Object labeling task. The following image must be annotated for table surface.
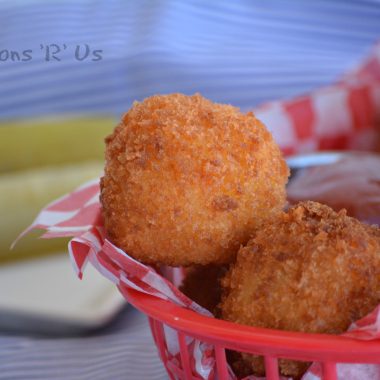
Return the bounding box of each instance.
[0,307,167,380]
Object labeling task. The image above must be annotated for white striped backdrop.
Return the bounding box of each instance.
[1,1,380,379]
[0,0,380,120]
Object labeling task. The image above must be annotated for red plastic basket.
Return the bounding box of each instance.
[120,285,380,380]
[21,147,380,380]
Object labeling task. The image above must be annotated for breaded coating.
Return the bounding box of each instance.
[220,201,380,379]
[180,264,228,313]
[100,93,288,266]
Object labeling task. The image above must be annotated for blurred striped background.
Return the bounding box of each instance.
[1,0,380,120]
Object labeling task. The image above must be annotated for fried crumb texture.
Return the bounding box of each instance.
[100,93,289,266]
[220,201,380,379]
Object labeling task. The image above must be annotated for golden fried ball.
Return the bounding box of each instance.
[220,201,380,379]
[100,93,289,266]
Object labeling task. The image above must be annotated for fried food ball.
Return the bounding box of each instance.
[100,93,289,266]
[220,201,380,379]
[179,264,228,313]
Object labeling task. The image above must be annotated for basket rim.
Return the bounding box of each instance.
[121,286,380,363]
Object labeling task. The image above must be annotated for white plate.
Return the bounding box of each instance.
[0,253,126,335]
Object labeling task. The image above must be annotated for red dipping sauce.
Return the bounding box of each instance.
[287,152,380,225]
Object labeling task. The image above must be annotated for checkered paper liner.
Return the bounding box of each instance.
[255,41,380,156]
[19,42,380,380]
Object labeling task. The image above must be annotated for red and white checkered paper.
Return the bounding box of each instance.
[19,42,380,380]
[255,41,380,156]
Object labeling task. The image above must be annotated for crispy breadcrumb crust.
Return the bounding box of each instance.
[220,201,380,378]
[100,93,288,266]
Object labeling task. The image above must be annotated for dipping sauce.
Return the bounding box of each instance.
[287,152,380,225]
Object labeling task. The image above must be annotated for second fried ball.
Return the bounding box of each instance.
[101,93,289,266]
[220,201,380,379]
